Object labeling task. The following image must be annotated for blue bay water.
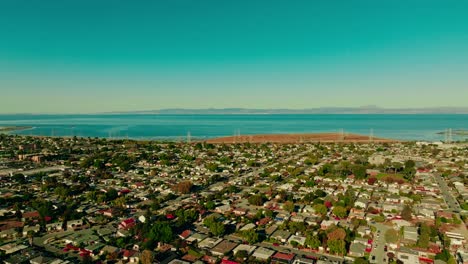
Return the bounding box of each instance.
[0,114,467,141]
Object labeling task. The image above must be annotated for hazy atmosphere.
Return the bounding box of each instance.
[1,0,468,113]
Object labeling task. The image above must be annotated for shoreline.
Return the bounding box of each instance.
[205,133,398,144]
[0,132,399,144]
[0,126,33,133]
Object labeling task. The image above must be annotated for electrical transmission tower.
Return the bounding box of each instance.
[339,128,344,141]
[444,128,453,143]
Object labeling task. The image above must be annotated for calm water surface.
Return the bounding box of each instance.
[0,114,467,141]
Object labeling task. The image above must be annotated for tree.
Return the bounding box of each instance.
[209,221,225,237]
[32,199,53,231]
[417,223,431,248]
[13,203,22,220]
[332,206,348,218]
[283,201,295,213]
[441,234,451,249]
[264,209,274,218]
[12,173,26,184]
[403,160,416,181]
[328,239,346,255]
[112,196,126,208]
[288,221,306,234]
[140,250,154,264]
[313,204,328,216]
[435,249,451,262]
[352,164,367,179]
[404,160,415,169]
[401,205,413,221]
[172,181,193,194]
[106,188,118,201]
[205,201,215,210]
[248,195,265,206]
[147,221,173,244]
[204,216,225,237]
[318,163,333,176]
[305,235,321,249]
[447,256,457,264]
[81,255,93,264]
[354,258,370,264]
[404,167,416,181]
[241,229,259,244]
[206,163,219,172]
[115,237,127,248]
[327,227,346,241]
[384,229,399,243]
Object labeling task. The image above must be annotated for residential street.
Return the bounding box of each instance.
[369,223,390,264]
[434,173,461,212]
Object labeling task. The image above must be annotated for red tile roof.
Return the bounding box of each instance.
[180,230,192,239]
[221,260,239,264]
[272,252,295,261]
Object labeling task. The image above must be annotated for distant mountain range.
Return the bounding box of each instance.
[112,106,468,115]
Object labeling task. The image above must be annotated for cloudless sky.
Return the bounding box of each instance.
[1,0,468,113]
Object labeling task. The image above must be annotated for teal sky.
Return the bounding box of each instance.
[1,0,468,113]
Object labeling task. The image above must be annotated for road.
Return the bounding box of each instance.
[0,165,68,176]
[433,173,468,242]
[369,223,390,264]
[433,173,461,212]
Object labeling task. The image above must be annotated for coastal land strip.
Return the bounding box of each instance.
[205,132,397,144]
[0,126,33,133]
[436,130,468,136]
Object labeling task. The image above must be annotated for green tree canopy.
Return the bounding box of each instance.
[328,239,346,256]
[313,204,328,216]
[283,201,295,213]
[332,206,348,218]
[305,235,321,249]
[401,205,413,221]
[240,229,259,244]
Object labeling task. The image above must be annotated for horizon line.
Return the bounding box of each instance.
[1,106,468,115]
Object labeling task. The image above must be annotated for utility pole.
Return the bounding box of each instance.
[187,131,191,144]
[369,128,374,143]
